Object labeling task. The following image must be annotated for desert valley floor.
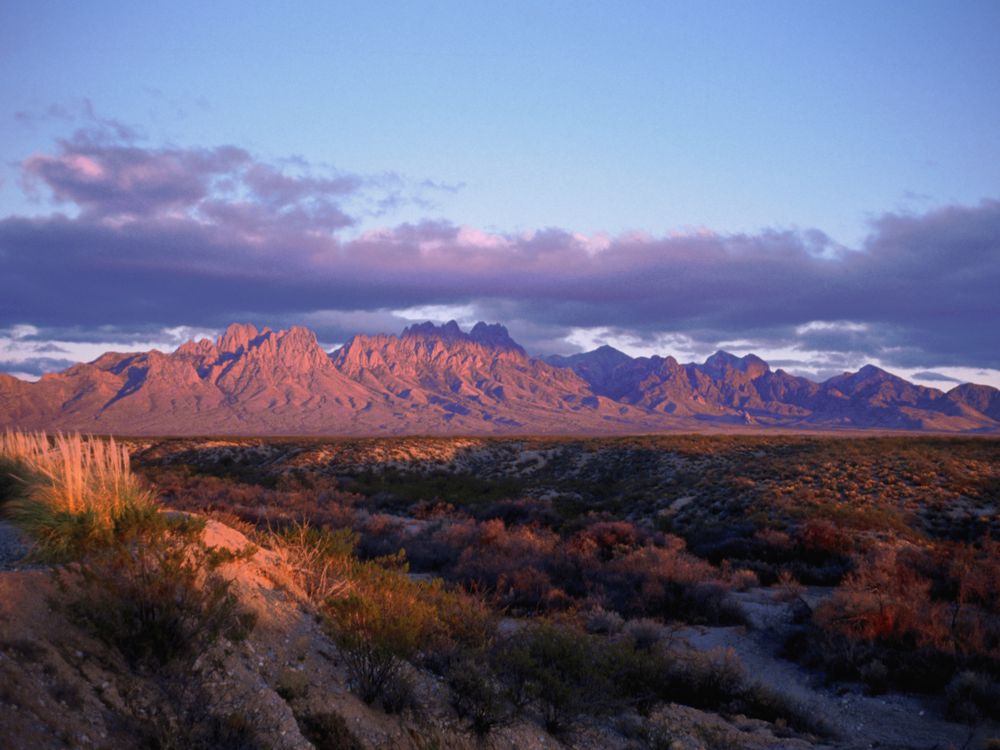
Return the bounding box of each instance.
[1,434,998,749]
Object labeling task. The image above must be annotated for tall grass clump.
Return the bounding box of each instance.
[0,431,156,558]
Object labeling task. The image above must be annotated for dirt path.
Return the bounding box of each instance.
[681,589,996,750]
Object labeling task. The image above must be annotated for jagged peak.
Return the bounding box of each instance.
[279,325,319,345]
[175,338,217,357]
[217,322,267,354]
[702,350,769,374]
[469,322,524,352]
[402,320,465,340]
[399,319,527,353]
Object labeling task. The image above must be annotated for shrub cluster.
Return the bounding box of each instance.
[58,510,256,667]
[271,522,493,710]
[790,542,1000,697]
[447,621,825,740]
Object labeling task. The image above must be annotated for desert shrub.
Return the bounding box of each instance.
[275,668,310,701]
[380,667,418,714]
[298,711,365,750]
[652,646,826,735]
[622,618,665,651]
[0,456,34,510]
[737,682,827,736]
[325,567,427,704]
[817,549,938,644]
[58,511,255,667]
[568,520,647,561]
[596,542,742,624]
[692,521,854,586]
[945,671,1000,723]
[146,465,359,531]
[584,607,625,635]
[493,622,615,735]
[323,548,447,706]
[474,496,559,527]
[356,513,407,558]
[2,432,158,559]
[669,647,746,707]
[797,543,1000,696]
[856,658,888,695]
[200,712,264,750]
[273,521,355,604]
[447,653,515,738]
[730,567,760,591]
[141,703,266,750]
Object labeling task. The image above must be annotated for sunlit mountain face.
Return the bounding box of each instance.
[2,321,997,435]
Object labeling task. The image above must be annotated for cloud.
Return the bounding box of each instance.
[910,370,963,383]
[23,141,251,219]
[0,357,77,377]
[1,127,999,371]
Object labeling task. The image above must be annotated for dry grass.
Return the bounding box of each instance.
[271,521,354,604]
[0,431,156,557]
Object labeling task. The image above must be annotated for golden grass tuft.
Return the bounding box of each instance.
[0,431,156,557]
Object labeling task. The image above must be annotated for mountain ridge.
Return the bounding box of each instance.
[1,321,997,435]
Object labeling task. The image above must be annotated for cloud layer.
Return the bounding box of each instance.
[2,128,999,374]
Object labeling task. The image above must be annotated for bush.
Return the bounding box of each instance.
[622,618,664,651]
[298,711,365,750]
[584,607,625,635]
[273,521,355,604]
[275,669,310,701]
[447,653,516,738]
[380,667,418,714]
[58,511,255,667]
[946,671,1000,723]
[323,554,436,705]
[492,623,615,736]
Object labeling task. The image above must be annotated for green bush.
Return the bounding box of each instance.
[324,554,435,705]
[58,510,255,667]
[492,623,616,736]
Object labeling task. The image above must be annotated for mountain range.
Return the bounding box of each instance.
[1,321,998,435]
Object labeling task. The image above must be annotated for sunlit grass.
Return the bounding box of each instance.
[0,430,157,558]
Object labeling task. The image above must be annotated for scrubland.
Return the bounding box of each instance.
[1,432,998,749]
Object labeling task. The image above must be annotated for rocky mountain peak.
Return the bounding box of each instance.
[217,323,270,355]
[701,351,769,377]
[2,321,999,435]
[402,320,465,341]
[469,322,524,352]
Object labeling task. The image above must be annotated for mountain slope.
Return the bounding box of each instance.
[550,347,1000,432]
[330,322,645,431]
[1,322,998,435]
[948,382,1000,421]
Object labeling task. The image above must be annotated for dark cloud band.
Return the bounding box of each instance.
[2,130,998,370]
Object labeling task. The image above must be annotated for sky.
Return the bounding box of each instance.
[1,0,999,387]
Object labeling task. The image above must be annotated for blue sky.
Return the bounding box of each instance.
[4,1,998,242]
[1,1,999,386]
